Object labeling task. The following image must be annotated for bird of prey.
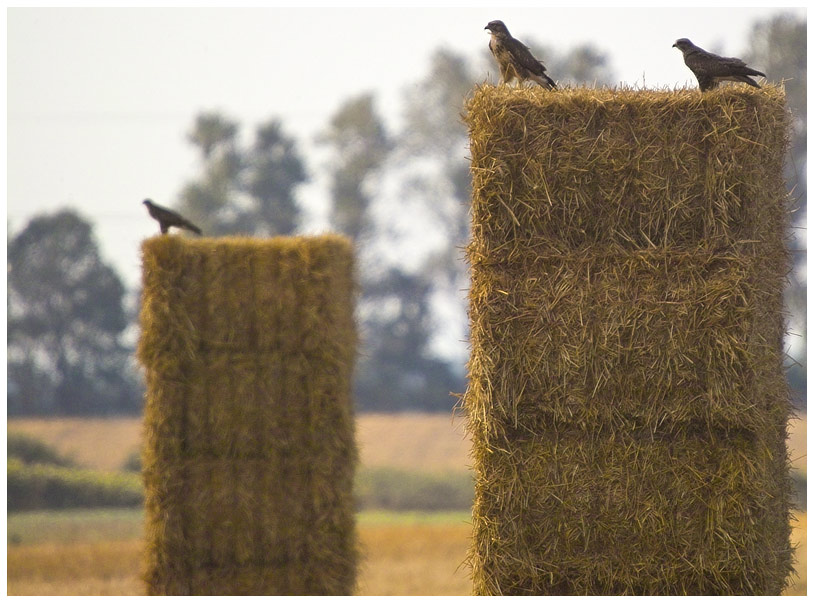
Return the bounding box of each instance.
[142,199,202,235]
[485,20,556,90]
[672,38,766,92]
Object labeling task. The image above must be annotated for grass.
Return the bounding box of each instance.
[359,509,471,526]
[8,507,144,545]
[7,508,473,596]
[7,507,470,545]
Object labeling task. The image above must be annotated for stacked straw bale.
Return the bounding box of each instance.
[138,235,358,595]
[463,85,793,595]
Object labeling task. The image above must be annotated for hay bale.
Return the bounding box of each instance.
[463,85,793,595]
[138,234,358,595]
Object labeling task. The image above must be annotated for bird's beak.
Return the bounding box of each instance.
[671,43,676,48]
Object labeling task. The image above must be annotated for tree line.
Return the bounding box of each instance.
[8,13,806,416]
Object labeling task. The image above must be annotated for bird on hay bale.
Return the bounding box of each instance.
[672,38,766,92]
[142,199,202,235]
[485,20,557,90]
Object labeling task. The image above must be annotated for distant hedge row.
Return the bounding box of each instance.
[8,453,474,513]
[7,458,143,511]
[8,432,77,467]
[356,468,474,511]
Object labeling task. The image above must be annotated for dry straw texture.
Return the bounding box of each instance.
[463,85,793,595]
[138,235,358,595]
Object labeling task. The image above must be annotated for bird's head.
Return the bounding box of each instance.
[485,20,509,35]
[672,38,694,52]
[142,199,153,207]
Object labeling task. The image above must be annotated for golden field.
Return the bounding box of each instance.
[7,413,806,595]
[8,412,471,473]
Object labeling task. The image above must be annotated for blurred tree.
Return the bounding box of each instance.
[355,269,464,412]
[393,49,477,380]
[242,120,307,235]
[549,43,616,86]
[177,113,307,236]
[177,112,241,235]
[401,48,474,243]
[187,113,238,160]
[7,210,141,416]
[744,12,806,403]
[318,93,391,241]
[320,91,463,411]
[378,50,476,409]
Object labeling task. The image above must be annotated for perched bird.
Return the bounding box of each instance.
[142,199,202,235]
[672,38,766,92]
[485,20,556,89]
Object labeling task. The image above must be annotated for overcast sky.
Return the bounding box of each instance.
[6,5,806,292]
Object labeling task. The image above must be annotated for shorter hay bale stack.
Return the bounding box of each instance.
[464,86,794,595]
[138,234,358,595]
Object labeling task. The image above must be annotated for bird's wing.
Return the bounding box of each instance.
[149,203,186,225]
[180,217,202,234]
[505,36,548,76]
[686,48,764,79]
[717,55,766,77]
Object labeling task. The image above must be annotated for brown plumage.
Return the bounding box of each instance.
[142,199,202,235]
[672,38,766,92]
[485,20,556,90]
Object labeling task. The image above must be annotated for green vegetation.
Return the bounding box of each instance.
[792,471,807,510]
[7,458,142,511]
[8,459,472,515]
[7,507,472,548]
[7,507,145,546]
[8,432,77,467]
[121,450,141,473]
[7,210,141,416]
[356,467,473,511]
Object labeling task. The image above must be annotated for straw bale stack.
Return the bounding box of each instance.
[138,234,358,595]
[463,85,793,595]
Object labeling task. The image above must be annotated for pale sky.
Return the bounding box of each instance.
[7,5,807,294]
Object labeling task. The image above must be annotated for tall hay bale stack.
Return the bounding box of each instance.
[138,234,358,595]
[464,86,793,595]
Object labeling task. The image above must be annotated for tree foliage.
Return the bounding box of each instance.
[354,268,464,411]
[321,76,469,411]
[8,210,141,415]
[177,112,308,236]
[318,93,391,241]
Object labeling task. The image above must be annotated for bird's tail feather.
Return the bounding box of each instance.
[733,75,762,89]
[183,221,202,235]
[741,67,766,78]
[532,74,557,90]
